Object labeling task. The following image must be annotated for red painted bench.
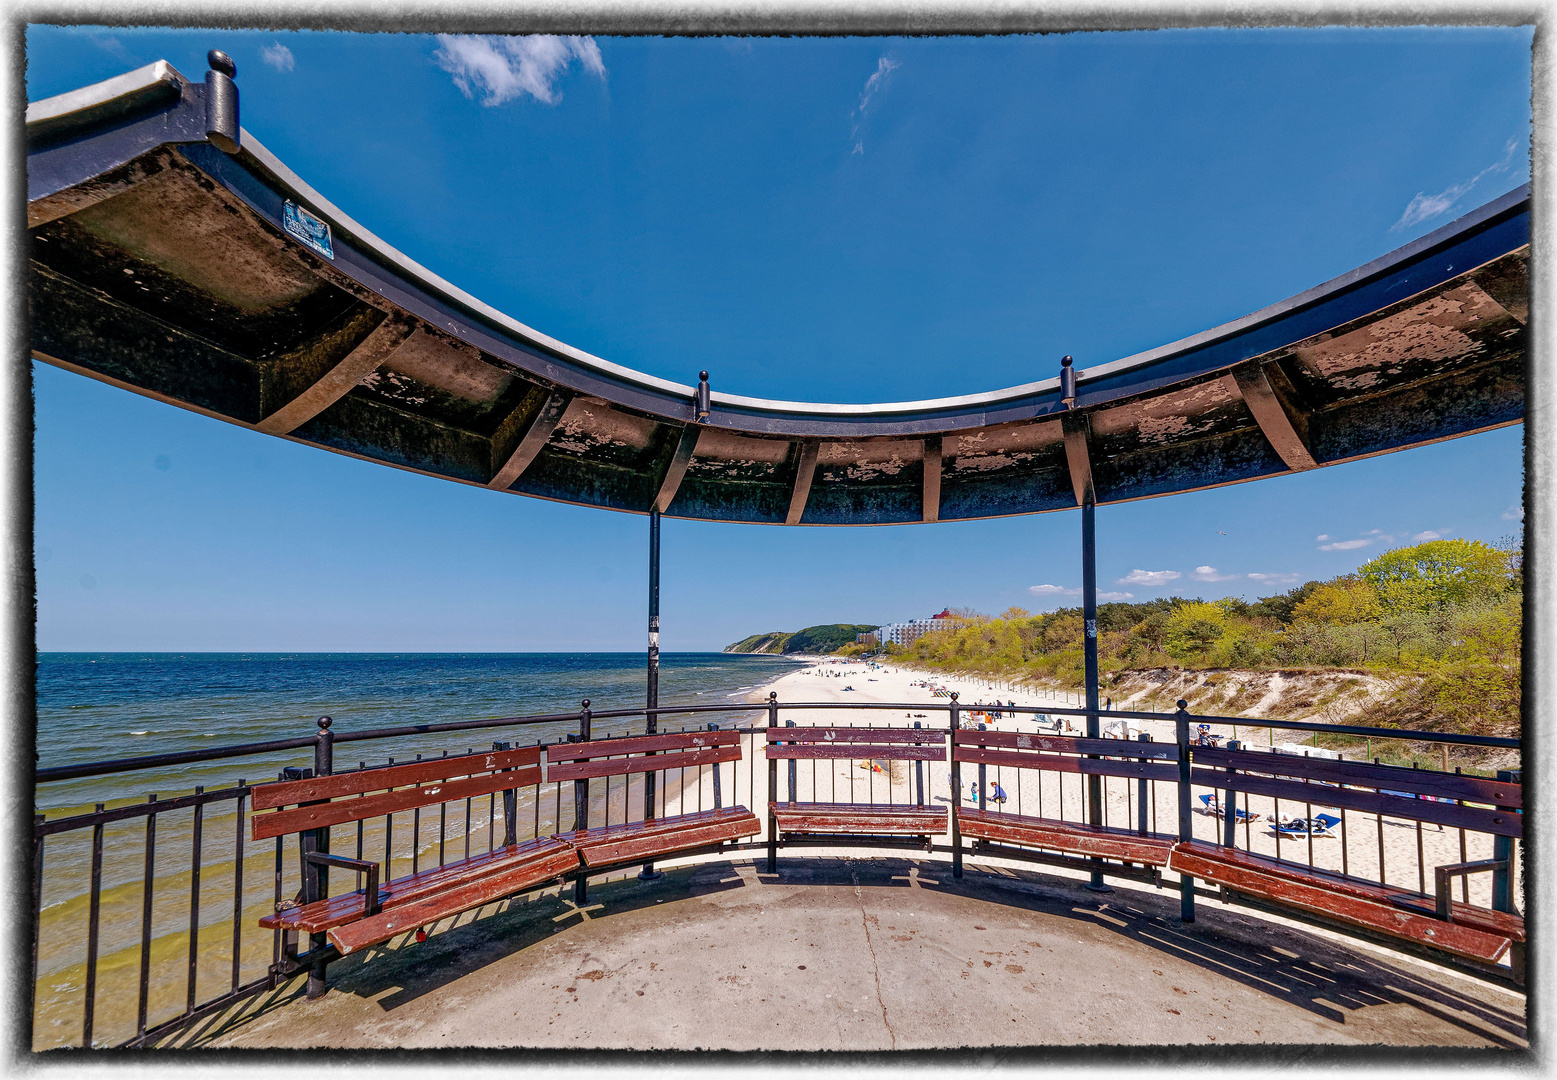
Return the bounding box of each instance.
[252,746,570,995]
[765,725,947,869]
[547,729,761,900]
[951,729,1179,879]
[1178,747,1522,978]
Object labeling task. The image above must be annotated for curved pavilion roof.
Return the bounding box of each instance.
[27,61,1529,526]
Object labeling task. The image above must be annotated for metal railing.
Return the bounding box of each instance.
[31,694,1520,1050]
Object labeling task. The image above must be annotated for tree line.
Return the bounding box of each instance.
[890,538,1521,736]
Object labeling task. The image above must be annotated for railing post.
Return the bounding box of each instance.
[950,693,962,879]
[708,724,722,809]
[1136,733,1150,836]
[786,717,798,803]
[913,721,925,807]
[1222,740,1240,849]
[306,716,333,999]
[574,700,592,904]
[494,741,518,847]
[767,693,779,873]
[1175,701,1194,922]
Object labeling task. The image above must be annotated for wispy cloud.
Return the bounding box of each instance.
[1190,565,1238,582]
[1319,539,1372,551]
[434,35,606,106]
[261,43,295,72]
[1411,530,1444,542]
[1392,138,1520,232]
[1247,571,1300,586]
[850,55,899,155]
[1315,534,1330,542]
[1502,506,1524,522]
[1098,591,1135,602]
[90,34,129,61]
[1118,569,1181,587]
[1028,584,1079,597]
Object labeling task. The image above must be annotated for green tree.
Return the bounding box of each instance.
[1292,577,1382,625]
[1162,602,1227,661]
[1359,539,1511,614]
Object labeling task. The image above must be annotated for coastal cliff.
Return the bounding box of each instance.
[724,623,877,655]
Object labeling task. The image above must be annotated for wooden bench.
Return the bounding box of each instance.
[1178,747,1522,977]
[546,729,761,901]
[765,725,948,869]
[950,729,1180,880]
[252,746,572,995]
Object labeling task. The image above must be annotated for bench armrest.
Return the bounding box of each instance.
[304,852,382,917]
[1433,859,1506,921]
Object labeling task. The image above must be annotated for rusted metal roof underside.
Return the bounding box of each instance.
[27,62,1529,526]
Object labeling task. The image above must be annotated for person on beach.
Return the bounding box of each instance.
[991,781,1008,805]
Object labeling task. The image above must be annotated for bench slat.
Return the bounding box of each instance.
[325,844,581,955]
[958,808,1174,866]
[545,743,740,782]
[1169,841,1511,964]
[251,746,542,810]
[771,802,948,834]
[766,743,945,762]
[765,727,946,745]
[1192,747,1521,807]
[253,764,541,840]
[954,730,1178,759]
[1187,767,1522,838]
[259,836,575,933]
[544,729,740,763]
[956,746,1179,781]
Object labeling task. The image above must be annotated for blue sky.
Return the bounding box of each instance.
[29,27,1529,651]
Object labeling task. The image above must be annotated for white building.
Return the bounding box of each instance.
[879,609,957,647]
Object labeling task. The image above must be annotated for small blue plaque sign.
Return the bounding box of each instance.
[282,199,334,260]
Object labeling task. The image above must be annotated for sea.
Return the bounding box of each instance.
[31,651,807,1047]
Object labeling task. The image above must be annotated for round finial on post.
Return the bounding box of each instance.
[581,699,591,710]
[204,49,241,154]
[1176,699,1188,711]
[950,691,959,702]
[317,715,332,730]
[768,691,777,702]
[695,371,712,422]
[1059,354,1077,409]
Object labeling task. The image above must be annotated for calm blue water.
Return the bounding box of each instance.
[35,652,805,812]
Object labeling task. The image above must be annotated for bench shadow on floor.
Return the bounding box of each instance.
[179,854,1526,1049]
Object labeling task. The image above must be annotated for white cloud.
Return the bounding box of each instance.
[1392,138,1520,232]
[1411,530,1443,542]
[850,55,899,154]
[261,43,295,72]
[434,35,606,106]
[1118,569,1181,586]
[1503,506,1525,522]
[1319,539,1372,551]
[1098,591,1135,602]
[1315,534,1329,541]
[1190,565,1238,582]
[1028,584,1079,597]
[1247,572,1300,586]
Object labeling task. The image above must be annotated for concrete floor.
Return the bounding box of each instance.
[184,854,1527,1051]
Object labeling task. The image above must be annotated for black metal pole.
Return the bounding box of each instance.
[306,717,333,998]
[641,509,663,880]
[1175,701,1195,922]
[1082,497,1109,892]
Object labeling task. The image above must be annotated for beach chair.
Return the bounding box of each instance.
[1269,812,1340,838]
[1198,793,1262,823]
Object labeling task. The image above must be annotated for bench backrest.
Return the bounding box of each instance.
[1189,746,1522,839]
[952,729,1179,781]
[765,726,946,761]
[251,747,542,841]
[544,729,741,782]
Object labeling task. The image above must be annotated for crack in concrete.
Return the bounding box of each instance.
[848,859,897,1049]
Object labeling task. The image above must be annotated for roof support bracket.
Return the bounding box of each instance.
[786,440,821,525]
[653,425,702,513]
[1061,412,1095,507]
[488,388,573,490]
[1226,361,1318,471]
[254,314,416,435]
[922,435,943,523]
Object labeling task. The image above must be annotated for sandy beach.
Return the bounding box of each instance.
[717,657,1520,913]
